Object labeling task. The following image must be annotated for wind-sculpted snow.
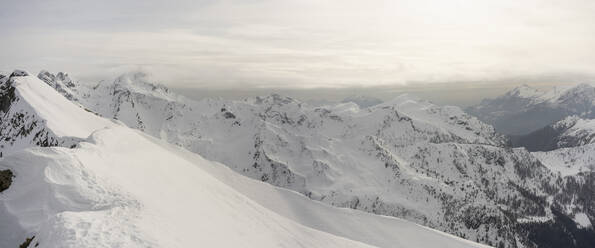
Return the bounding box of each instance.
[0,125,491,248]
[39,70,595,247]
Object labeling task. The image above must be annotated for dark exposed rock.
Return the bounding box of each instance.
[10,70,29,78]
[223,111,236,119]
[37,70,55,85]
[0,169,13,192]
[19,236,35,248]
[0,78,17,113]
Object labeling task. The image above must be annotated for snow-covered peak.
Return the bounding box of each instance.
[38,70,75,88]
[341,95,383,108]
[37,70,79,101]
[253,93,300,107]
[8,74,114,138]
[108,71,179,102]
[498,83,594,104]
[505,84,543,98]
[378,94,506,146]
[555,83,595,105]
[379,93,423,105]
[499,83,594,105]
[9,70,29,77]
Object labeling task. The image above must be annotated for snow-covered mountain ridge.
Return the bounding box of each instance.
[0,70,115,156]
[466,83,595,135]
[0,71,494,247]
[40,70,595,248]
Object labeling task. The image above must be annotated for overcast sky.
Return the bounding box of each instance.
[2,0,595,89]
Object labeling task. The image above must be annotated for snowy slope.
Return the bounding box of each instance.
[533,143,595,177]
[40,70,595,248]
[0,126,490,248]
[466,83,595,135]
[0,127,370,248]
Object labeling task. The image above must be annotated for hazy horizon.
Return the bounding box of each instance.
[172,78,592,107]
[4,67,593,107]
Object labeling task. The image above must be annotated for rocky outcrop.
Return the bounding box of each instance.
[0,169,13,192]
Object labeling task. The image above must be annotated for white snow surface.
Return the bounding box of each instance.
[0,126,488,248]
[574,212,593,229]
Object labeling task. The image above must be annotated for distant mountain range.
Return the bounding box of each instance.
[341,95,383,108]
[466,84,595,135]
